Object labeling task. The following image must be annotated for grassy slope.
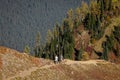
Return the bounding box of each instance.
[10,60,120,80]
[0,46,51,80]
[0,46,120,80]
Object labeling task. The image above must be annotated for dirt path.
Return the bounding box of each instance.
[6,59,111,80]
[6,67,38,80]
[64,59,108,66]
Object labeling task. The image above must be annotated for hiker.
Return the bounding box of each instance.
[54,55,58,64]
[60,54,63,61]
[42,51,45,58]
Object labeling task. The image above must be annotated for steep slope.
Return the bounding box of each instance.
[0,46,51,80]
[73,16,120,59]
[94,16,120,52]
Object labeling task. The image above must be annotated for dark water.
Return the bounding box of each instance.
[0,0,88,53]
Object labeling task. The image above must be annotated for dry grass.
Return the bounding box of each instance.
[1,46,120,80]
[0,46,50,80]
[9,60,120,80]
[0,55,2,69]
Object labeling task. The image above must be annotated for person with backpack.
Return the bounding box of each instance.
[54,55,58,64]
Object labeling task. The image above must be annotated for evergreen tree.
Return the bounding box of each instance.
[60,18,75,60]
[108,0,112,10]
[24,45,30,54]
[67,9,73,19]
[46,29,53,44]
[113,26,120,44]
[81,1,89,21]
[46,30,53,59]
[113,26,120,57]
[75,7,81,19]
[90,0,100,15]
[106,35,114,51]
[34,32,42,57]
[102,42,108,60]
[77,46,84,60]
[67,9,74,32]
[74,7,82,29]
[48,40,54,60]
[100,0,104,21]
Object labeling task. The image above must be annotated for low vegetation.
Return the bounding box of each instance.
[9,60,120,80]
[0,46,51,80]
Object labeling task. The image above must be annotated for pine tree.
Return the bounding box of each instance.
[46,29,53,44]
[90,0,100,15]
[106,35,114,51]
[34,32,42,57]
[113,26,120,57]
[104,44,108,60]
[62,18,75,60]
[49,41,55,60]
[24,45,30,54]
[102,42,108,60]
[66,9,74,32]
[44,29,54,59]
[100,0,104,21]
[108,0,112,10]
[75,7,81,19]
[113,26,120,44]
[104,0,109,10]
[74,7,82,29]
[77,46,83,60]
[67,9,73,19]
[81,1,89,20]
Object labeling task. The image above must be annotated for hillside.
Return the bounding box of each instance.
[0,46,51,80]
[37,0,120,62]
[94,16,120,52]
[0,46,120,80]
[0,0,120,79]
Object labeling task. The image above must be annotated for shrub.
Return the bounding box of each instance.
[82,52,89,60]
[24,45,30,54]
